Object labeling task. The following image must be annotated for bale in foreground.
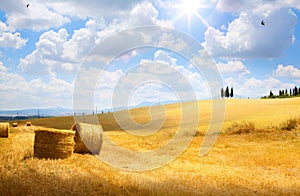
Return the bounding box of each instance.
[71,122,103,155]
[0,122,9,138]
[34,129,75,159]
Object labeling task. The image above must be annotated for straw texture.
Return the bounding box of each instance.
[71,122,103,154]
[0,122,9,138]
[34,129,75,159]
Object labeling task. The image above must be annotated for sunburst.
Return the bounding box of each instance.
[174,0,210,30]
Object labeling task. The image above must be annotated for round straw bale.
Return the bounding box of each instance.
[12,122,18,127]
[34,129,75,159]
[0,122,9,138]
[71,122,103,155]
[26,121,31,126]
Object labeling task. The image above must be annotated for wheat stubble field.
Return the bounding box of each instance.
[1,98,300,195]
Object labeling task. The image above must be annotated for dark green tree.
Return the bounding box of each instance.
[225,86,229,98]
[295,86,298,96]
[230,87,233,98]
[221,88,224,98]
[269,90,274,98]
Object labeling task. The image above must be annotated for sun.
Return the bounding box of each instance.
[174,0,210,29]
[181,0,200,16]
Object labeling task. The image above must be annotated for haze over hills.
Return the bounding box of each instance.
[0,99,182,119]
[0,108,74,117]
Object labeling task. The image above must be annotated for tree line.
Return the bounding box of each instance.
[221,86,233,98]
[262,86,300,99]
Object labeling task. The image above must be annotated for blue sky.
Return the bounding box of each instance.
[0,0,300,110]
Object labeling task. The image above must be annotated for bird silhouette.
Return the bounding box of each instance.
[26,3,30,8]
[261,20,265,26]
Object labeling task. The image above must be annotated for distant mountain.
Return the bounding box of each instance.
[131,100,180,109]
[109,100,179,112]
[0,107,74,117]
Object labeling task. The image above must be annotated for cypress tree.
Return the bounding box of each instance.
[293,89,295,96]
[225,86,229,98]
[221,88,224,98]
[295,86,299,96]
[269,90,274,98]
[230,87,234,98]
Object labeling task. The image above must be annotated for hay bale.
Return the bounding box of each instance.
[34,129,75,159]
[0,122,9,138]
[71,122,103,154]
[12,122,17,127]
[26,121,31,126]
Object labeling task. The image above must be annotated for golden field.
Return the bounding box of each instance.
[0,98,300,195]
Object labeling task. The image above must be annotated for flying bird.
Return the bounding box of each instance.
[261,20,265,26]
[26,3,30,8]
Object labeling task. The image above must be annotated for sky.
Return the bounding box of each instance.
[0,0,300,110]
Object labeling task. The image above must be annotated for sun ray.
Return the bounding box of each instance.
[173,0,211,30]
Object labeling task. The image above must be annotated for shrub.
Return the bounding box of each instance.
[279,118,299,131]
[226,121,256,135]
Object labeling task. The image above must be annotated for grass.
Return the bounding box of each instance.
[1,98,300,195]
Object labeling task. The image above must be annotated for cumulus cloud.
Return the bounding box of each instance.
[0,0,70,31]
[274,64,300,78]
[62,18,122,63]
[18,28,70,75]
[0,21,8,31]
[0,32,27,49]
[215,0,300,12]
[18,1,175,77]
[157,33,188,52]
[45,0,142,24]
[217,60,250,75]
[93,50,209,108]
[203,5,297,59]
[0,61,73,109]
[216,0,248,12]
[0,20,27,49]
[224,76,295,97]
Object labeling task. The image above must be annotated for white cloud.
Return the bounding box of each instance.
[224,76,295,97]
[0,23,27,49]
[217,60,250,75]
[0,21,8,31]
[128,2,158,26]
[157,33,187,52]
[17,1,176,77]
[0,0,70,31]
[215,0,300,12]
[62,19,104,62]
[18,28,70,75]
[92,50,209,108]
[203,6,297,59]
[0,61,73,109]
[216,0,248,12]
[154,50,177,65]
[0,62,8,72]
[73,67,125,109]
[274,64,300,78]
[45,0,142,24]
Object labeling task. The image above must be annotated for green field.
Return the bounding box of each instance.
[1,98,300,195]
